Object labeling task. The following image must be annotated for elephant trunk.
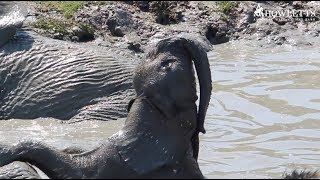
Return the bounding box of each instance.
[183,38,212,134]
[183,38,212,160]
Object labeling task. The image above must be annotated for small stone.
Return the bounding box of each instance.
[72,26,82,34]
[71,36,79,42]
[274,36,286,45]
[292,1,303,9]
[53,33,63,40]
[127,42,143,53]
[247,11,256,24]
[113,26,125,37]
[198,2,205,10]
[71,25,94,42]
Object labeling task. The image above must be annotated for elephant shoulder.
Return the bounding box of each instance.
[113,130,188,176]
[90,141,137,178]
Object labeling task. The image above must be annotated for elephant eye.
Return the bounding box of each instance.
[160,59,176,70]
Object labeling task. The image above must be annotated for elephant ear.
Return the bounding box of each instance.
[115,127,188,175]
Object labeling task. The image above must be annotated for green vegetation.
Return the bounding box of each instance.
[37,1,83,18]
[220,14,228,22]
[33,1,97,41]
[216,1,238,14]
[32,17,70,35]
[78,22,94,35]
[32,17,95,41]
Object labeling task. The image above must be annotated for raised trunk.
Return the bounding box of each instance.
[183,38,212,160]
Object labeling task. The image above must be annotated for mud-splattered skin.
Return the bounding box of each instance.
[0,2,137,177]
[0,36,212,179]
[1,2,137,122]
[0,31,136,122]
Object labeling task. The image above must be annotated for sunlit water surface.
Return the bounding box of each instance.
[1,41,319,178]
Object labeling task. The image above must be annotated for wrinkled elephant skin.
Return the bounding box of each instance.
[0,35,213,179]
[0,29,137,122]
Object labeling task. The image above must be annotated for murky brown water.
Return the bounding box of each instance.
[200,42,320,178]
[1,41,319,178]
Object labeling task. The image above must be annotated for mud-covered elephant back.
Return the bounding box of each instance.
[0,21,138,122]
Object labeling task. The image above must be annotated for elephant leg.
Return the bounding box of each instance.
[0,161,41,179]
[0,141,86,179]
[0,147,85,179]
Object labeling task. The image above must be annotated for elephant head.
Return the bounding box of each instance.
[133,36,212,132]
[127,36,212,164]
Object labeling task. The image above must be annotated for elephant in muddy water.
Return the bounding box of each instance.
[0,26,137,123]
[1,33,137,122]
[1,2,138,123]
[0,36,213,179]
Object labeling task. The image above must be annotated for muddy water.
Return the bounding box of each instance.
[200,42,320,178]
[1,42,319,178]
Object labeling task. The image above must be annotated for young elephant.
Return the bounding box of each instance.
[0,36,212,179]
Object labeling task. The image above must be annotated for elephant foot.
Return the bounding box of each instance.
[0,161,44,179]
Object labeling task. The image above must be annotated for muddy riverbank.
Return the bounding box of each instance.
[22,1,320,54]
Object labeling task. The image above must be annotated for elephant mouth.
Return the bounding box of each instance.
[137,93,170,120]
